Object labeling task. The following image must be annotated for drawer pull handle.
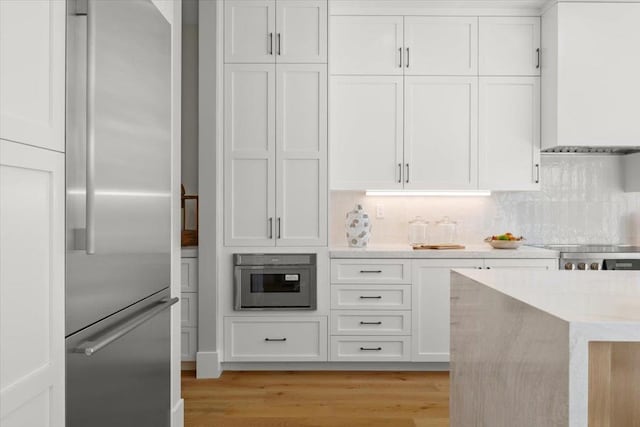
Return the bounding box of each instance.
[360,347,382,351]
[359,296,382,299]
[359,270,382,273]
[360,321,382,325]
[265,338,287,342]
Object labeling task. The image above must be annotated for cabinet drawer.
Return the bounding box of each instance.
[181,293,198,327]
[330,336,410,361]
[331,311,411,335]
[181,258,198,292]
[331,285,411,310]
[181,327,197,362]
[224,316,327,362]
[331,259,411,284]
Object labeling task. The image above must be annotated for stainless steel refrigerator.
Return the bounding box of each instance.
[65,1,175,425]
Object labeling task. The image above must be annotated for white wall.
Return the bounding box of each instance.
[182,0,199,229]
[331,155,640,246]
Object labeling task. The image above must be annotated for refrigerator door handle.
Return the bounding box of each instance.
[75,297,179,356]
[86,0,96,255]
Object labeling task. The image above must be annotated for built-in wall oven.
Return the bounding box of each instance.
[234,254,317,310]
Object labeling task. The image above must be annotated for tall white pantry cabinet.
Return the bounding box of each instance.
[0,1,66,426]
[224,0,328,247]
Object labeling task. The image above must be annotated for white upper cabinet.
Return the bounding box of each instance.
[404,17,478,76]
[479,17,540,76]
[225,0,276,63]
[542,3,640,148]
[0,0,65,151]
[276,0,327,63]
[225,0,327,64]
[404,77,478,189]
[330,76,404,190]
[224,64,276,246]
[479,77,540,191]
[330,16,404,75]
[276,64,327,246]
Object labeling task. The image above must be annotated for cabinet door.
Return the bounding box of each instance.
[276,64,327,246]
[224,316,328,362]
[330,16,403,75]
[1,141,65,426]
[0,0,65,151]
[479,17,540,76]
[276,0,327,63]
[330,76,404,190]
[224,0,276,63]
[412,260,482,362]
[224,65,276,246]
[479,77,540,191]
[404,76,478,190]
[404,17,478,76]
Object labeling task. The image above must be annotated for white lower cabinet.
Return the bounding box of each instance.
[331,311,411,336]
[411,259,482,362]
[411,257,558,362]
[224,316,328,362]
[330,336,411,362]
[181,251,198,363]
[484,258,558,270]
[329,259,413,362]
[330,285,412,310]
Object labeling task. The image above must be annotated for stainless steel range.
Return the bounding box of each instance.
[541,244,640,271]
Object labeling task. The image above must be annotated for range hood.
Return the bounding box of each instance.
[541,3,640,154]
[542,147,640,155]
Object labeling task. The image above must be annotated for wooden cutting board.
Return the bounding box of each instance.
[412,244,466,250]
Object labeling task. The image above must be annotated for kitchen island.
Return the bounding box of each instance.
[450,270,640,427]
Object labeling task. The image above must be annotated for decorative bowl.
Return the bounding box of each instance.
[485,238,524,250]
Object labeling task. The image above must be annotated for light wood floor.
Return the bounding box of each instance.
[182,370,450,427]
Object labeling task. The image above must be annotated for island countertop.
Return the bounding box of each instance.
[330,244,559,259]
[454,269,640,324]
[450,270,640,427]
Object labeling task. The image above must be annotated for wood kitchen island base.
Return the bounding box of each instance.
[451,270,640,427]
[589,342,640,426]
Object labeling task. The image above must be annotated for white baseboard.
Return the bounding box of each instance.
[221,361,450,371]
[171,398,184,427]
[196,351,222,378]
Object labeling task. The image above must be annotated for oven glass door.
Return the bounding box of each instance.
[239,267,312,309]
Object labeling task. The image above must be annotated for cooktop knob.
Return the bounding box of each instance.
[577,262,587,270]
[590,262,601,271]
[564,262,575,270]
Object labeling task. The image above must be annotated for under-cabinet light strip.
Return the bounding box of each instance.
[365,190,492,197]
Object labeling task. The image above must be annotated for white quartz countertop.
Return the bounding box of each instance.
[330,244,558,259]
[455,269,640,324]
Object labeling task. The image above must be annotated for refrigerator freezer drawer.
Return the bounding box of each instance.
[66,289,174,427]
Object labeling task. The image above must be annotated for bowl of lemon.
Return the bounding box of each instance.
[485,233,525,249]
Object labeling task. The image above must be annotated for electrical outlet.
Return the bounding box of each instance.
[376,204,384,219]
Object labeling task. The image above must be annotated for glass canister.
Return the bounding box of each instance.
[408,216,429,245]
[431,216,458,244]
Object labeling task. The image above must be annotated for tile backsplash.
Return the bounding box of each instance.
[330,155,640,246]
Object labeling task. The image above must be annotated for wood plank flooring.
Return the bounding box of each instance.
[182,370,450,427]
